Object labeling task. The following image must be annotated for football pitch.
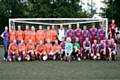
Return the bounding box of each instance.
[0,46,120,80]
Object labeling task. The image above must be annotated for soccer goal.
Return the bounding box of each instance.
[9,18,108,37]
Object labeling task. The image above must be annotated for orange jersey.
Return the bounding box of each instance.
[45,30,52,41]
[8,43,18,54]
[45,43,52,54]
[51,29,57,41]
[18,43,26,53]
[36,44,45,54]
[24,30,31,43]
[53,44,60,54]
[16,30,24,41]
[30,31,36,43]
[26,43,35,51]
[36,30,45,43]
[9,30,16,42]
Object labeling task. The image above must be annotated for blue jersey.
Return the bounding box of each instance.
[65,42,73,54]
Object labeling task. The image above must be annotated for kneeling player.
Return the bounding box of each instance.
[99,40,106,60]
[18,40,26,61]
[72,37,81,61]
[60,37,66,61]
[45,39,53,60]
[91,40,100,60]
[109,38,117,60]
[82,37,91,59]
[35,41,45,60]
[52,40,60,60]
[65,37,73,62]
[26,40,35,61]
[7,40,18,62]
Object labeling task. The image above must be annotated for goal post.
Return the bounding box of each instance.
[9,18,108,38]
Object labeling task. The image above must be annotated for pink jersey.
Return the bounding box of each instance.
[98,29,105,40]
[82,30,89,40]
[67,29,74,42]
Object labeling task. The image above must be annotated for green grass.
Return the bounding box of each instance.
[0,47,120,80]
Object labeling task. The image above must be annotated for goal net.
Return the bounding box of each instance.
[9,18,108,38]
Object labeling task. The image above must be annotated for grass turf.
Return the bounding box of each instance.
[0,47,120,80]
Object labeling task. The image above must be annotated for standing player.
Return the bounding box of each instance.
[65,37,73,62]
[1,26,9,60]
[60,37,66,61]
[66,24,74,42]
[109,19,117,41]
[74,24,82,47]
[98,25,105,41]
[18,40,26,61]
[24,25,31,44]
[30,26,36,43]
[26,40,35,61]
[36,25,45,44]
[105,38,110,60]
[16,25,24,45]
[82,37,91,59]
[35,41,45,60]
[51,25,57,45]
[91,40,100,60]
[7,40,18,62]
[9,27,16,42]
[109,38,117,60]
[45,26,52,42]
[58,25,65,43]
[52,40,60,60]
[90,24,97,43]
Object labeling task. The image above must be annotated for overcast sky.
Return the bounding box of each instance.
[81,0,105,13]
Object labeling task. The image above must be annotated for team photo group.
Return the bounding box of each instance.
[1,19,117,62]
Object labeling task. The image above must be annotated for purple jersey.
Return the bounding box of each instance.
[90,28,97,38]
[2,31,9,42]
[83,41,91,48]
[67,29,74,41]
[74,28,82,38]
[109,43,116,51]
[99,43,105,50]
[60,42,65,49]
[98,29,105,40]
[92,44,99,52]
[82,30,89,40]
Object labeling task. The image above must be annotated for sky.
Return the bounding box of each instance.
[81,0,106,13]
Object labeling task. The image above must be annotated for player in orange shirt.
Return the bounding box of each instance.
[16,25,24,45]
[7,40,18,62]
[45,26,52,42]
[52,40,60,60]
[36,25,45,43]
[26,40,35,61]
[9,27,16,42]
[51,25,57,45]
[45,39,53,60]
[30,26,36,43]
[35,40,46,60]
[24,25,31,43]
[18,40,26,61]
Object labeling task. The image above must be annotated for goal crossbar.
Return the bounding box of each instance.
[9,18,108,38]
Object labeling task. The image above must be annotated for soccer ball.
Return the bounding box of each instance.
[78,57,81,61]
[8,58,12,62]
[18,57,21,61]
[43,55,48,61]
[27,55,30,61]
[93,56,97,60]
